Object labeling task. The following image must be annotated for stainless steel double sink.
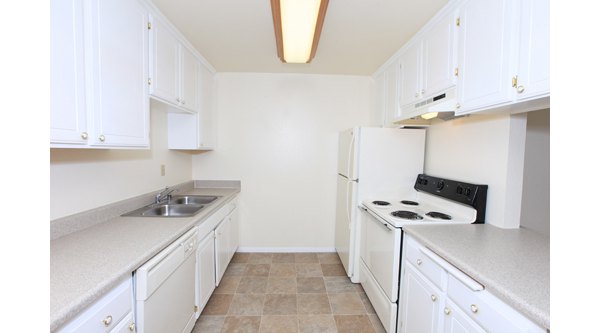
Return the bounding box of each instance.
[122,195,220,217]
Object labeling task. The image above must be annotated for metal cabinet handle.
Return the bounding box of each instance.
[80,132,88,140]
[102,315,112,326]
[98,134,106,142]
[470,304,479,313]
[416,259,422,266]
[176,97,181,103]
[431,295,437,302]
[517,85,525,94]
[129,323,135,331]
[444,307,451,315]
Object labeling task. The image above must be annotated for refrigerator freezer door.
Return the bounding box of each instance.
[337,128,358,180]
[335,174,356,277]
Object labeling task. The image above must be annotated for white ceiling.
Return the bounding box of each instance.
[151,0,448,75]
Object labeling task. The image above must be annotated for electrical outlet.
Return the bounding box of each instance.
[160,164,166,176]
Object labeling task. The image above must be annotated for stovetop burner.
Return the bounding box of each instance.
[426,212,452,220]
[372,201,391,206]
[391,210,423,220]
[401,200,419,206]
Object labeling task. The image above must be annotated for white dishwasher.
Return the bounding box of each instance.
[135,227,198,333]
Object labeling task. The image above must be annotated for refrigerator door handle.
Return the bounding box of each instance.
[346,180,352,230]
[347,130,356,179]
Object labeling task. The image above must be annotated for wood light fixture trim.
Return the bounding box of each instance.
[270,0,329,63]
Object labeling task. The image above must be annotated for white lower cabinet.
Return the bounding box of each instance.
[57,278,134,333]
[196,231,216,318]
[442,298,485,333]
[399,235,546,333]
[215,198,239,285]
[398,263,442,333]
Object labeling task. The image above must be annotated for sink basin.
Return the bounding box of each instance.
[122,195,221,217]
[140,204,205,217]
[171,195,219,205]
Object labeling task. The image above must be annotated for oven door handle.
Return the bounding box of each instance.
[364,207,394,232]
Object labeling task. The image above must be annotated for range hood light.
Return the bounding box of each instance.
[421,112,439,120]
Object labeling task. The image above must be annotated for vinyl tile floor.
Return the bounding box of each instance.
[191,252,386,333]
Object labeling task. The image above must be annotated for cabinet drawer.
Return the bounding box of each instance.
[57,278,132,333]
[447,274,544,332]
[404,236,445,290]
[110,312,134,333]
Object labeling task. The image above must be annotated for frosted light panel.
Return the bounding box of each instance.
[281,0,321,63]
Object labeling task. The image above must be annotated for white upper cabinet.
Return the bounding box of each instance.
[50,0,87,145]
[399,42,422,108]
[397,9,456,115]
[149,15,200,113]
[514,0,550,101]
[88,0,150,147]
[167,61,216,150]
[422,11,457,99]
[456,0,515,112]
[50,0,150,148]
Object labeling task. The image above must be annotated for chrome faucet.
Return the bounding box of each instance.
[155,187,177,204]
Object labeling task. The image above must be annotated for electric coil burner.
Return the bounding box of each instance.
[372,201,391,206]
[426,212,452,220]
[391,210,423,220]
[400,200,419,206]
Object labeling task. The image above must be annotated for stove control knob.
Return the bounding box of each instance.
[465,188,472,196]
[436,181,445,191]
[456,186,463,194]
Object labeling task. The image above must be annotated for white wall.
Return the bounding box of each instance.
[192,73,373,250]
[424,113,528,228]
[50,102,193,220]
[520,109,550,235]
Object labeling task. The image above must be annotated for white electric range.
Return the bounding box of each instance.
[358,174,488,333]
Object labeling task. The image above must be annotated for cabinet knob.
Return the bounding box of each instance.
[80,132,88,140]
[421,89,425,95]
[470,304,479,313]
[415,92,419,98]
[182,100,186,105]
[444,307,451,315]
[176,97,181,103]
[455,103,461,110]
[517,85,525,94]
[416,259,422,266]
[99,134,106,142]
[129,323,135,331]
[102,315,112,326]
[431,294,437,302]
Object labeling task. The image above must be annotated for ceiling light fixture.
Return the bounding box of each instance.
[270,0,329,63]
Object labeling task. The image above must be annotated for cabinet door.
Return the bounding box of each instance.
[50,0,87,145]
[214,218,230,285]
[88,0,150,147]
[149,15,180,105]
[443,299,486,333]
[399,42,422,107]
[373,71,386,126]
[180,47,200,113]
[515,0,549,100]
[383,60,401,124]
[196,232,216,316]
[197,62,216,149]
[456,0,515,112]
[398,263,442,333]
[422,11,456,98]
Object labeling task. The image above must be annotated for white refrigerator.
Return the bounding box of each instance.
[335,127,425,283]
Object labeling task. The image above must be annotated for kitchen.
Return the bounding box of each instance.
[4,0,592,331]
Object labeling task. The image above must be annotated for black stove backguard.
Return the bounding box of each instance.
[414,174,488,224]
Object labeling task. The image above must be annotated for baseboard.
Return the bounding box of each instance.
[236,247,336,253]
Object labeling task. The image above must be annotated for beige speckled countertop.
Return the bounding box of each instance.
[402,224,549,330]
[50,186,240,332]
